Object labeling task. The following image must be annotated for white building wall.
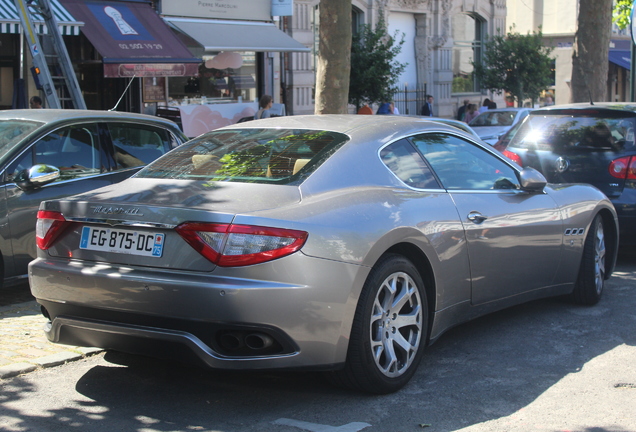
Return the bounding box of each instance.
[388,12,417,93]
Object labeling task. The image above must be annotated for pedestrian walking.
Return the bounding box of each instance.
[420,95,434,116]
[464,103,479,123]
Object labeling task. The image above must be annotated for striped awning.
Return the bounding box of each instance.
[0,0,82,35]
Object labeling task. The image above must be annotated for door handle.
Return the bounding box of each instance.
[467,211,488,224]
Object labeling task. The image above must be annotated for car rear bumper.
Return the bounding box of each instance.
[29,253,369,370]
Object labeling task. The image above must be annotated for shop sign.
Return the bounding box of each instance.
[161,0,271,21]
[104,63,200,78]
[143,77,166,102]
[271,0,292,17]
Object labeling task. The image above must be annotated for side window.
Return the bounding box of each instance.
[380,139,440,189]
[34,124,101,182]
[6,148,33,183]
[107,123,172,169]
[411,133,520,190]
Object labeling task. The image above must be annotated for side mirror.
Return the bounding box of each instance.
[519,167,547,192]
[16,164,60,190]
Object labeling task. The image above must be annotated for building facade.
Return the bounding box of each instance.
[507,0,631,105]
[285,0,507,118]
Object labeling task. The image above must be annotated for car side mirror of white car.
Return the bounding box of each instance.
[519,167,547,192]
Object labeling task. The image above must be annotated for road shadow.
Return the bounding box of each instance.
[1,252,635,431]
[0,280,33,307]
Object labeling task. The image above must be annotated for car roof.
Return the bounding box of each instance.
[0,109,181,127]
[219,114,469,138]
[528,102,636,114]
[477,107,530,113]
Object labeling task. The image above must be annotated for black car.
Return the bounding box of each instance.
[0,109,187,289]
[504,103,636,245]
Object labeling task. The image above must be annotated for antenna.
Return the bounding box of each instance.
[109,75,137,111]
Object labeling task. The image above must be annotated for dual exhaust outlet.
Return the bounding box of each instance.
[219,331,274,352]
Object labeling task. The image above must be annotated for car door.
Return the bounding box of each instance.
[0,120,184,281]
[2,123,111,277]
[410,132,563,305]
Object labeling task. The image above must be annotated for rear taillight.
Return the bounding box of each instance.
[36,210,70,250]
[175,223,308,267]
[502,150,523,166]
[609,156,636,180]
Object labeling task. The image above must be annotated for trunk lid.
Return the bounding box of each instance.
[42,179,302,271]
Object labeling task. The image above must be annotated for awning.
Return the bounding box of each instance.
[59,0,200,77]
[609,50,631,70]
[164,17,311,53]
[0,0,81,35]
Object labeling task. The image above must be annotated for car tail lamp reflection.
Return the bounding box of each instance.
[609,156,636,180]
[502,150,523,166]
[36,211,71,250]
[175,222,308,267]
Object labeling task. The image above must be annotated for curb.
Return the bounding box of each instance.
[0,346,103,380]
[0,300,103,380]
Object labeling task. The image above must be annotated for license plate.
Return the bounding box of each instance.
[79,226,165,257]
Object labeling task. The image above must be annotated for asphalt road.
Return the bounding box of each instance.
[1,251,635,432]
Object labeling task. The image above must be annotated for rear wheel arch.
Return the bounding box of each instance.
[384,243,436,337]
[328,250,432,393]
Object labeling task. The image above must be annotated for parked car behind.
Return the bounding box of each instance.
[504,103,636,246]
[0,109,187,289]
[469,107,532,145]
[403,115,484,142]
[30,115,618,394]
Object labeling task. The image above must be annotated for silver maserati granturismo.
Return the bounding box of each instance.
[29,115,618,393]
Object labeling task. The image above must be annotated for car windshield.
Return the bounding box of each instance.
[470,111,516,127]
[0,120,43,154]
[508,113,636,153]
[138,128,349,184]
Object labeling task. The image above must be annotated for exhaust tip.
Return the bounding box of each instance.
[244,333,274,350]
[218,332,243,350]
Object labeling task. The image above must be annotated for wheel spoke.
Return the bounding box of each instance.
[391,272,414,311]
[380,336,398,372]
[393,306,421,329]
[392,330,416,355]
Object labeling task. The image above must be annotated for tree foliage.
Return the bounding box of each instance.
[349,13,406,111]
[613,0,633,29]
[472,28,553,107]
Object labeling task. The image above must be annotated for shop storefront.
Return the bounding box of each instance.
[3,0,308,136]
[158,0,309,137]
[59,0,200,112]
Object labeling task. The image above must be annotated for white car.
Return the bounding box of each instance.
[469,108,532,145]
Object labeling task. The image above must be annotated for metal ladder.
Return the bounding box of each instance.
[13,0,86,109]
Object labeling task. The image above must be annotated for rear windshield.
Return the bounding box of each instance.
[508,112,636,153]
[469,111,516,127]
[138,128,349,184]
[0,120,43,154]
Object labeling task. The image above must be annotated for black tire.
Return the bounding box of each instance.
[327,254,428,394]
[571,214,606,305]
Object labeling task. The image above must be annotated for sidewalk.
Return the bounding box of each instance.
[0,300,102,379]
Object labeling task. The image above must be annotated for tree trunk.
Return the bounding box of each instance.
[314,0,352,114]
[571,0,612,103]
